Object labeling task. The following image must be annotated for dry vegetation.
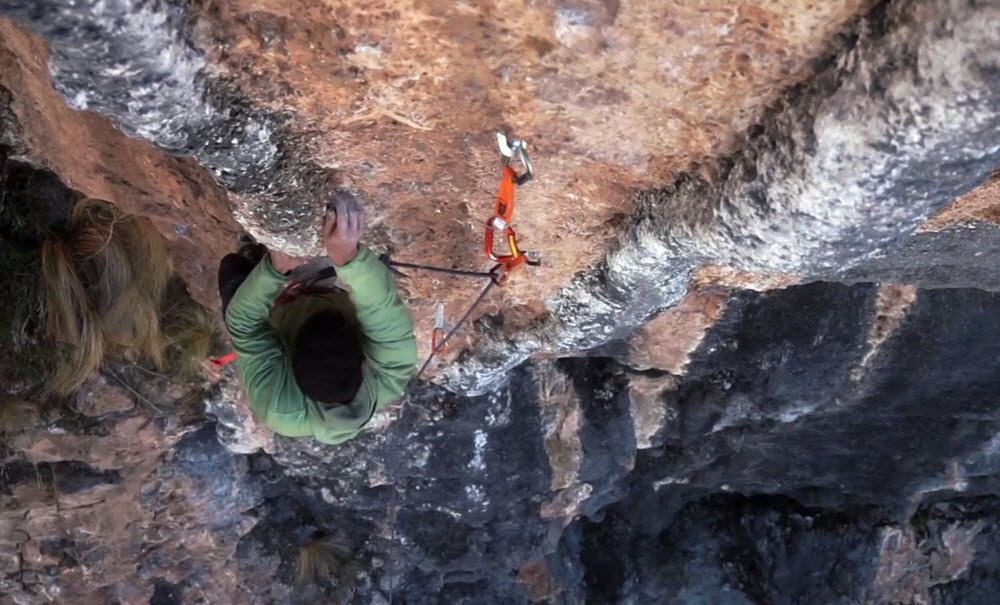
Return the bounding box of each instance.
[297,540,342,586]
[296,535,359,592]
[41,198,173,395]
[163,302,224,379]
[1,180,223,403]
[0,399,41,435]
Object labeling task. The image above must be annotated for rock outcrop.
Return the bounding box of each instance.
[0,20,241,308]
[6,279,1000,602]
[443,0,1000,393]
[0,0,881,367]
[3,0,1000,603]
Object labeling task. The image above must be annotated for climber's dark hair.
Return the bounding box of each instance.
[292,310,364,405]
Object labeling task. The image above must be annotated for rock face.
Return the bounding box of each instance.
[3,0,1000,603]
[443,0,1000,394]
[5,0,999,381]
[0,0,877,366]
[561,283,1000,603]
[7,281,1000,603]
[0,20,241,308]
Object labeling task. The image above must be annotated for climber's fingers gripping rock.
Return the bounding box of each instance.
[324,195,366,266]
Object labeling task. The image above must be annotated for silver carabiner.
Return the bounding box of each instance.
[496,132,534,185]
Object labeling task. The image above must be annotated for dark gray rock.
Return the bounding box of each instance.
[213,282,1000,603]
[658,284,1000,510]
[267,374,556,602]
[171,425,265,527]
[4,279,1000,603]
[150,578,186,605]
[924,497,1000,605]
[575,495,885,605]
[563,358,636,517]
[4,1,1000,603]
[567,493,1000,605]
[544,281,1000,603]
[843,224,1000,291]
[48,460,120,494]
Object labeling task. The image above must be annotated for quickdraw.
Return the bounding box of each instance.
[384,131,539,378]
[213,133,538,378]
[484,132,538,277]
[383,134,537,602]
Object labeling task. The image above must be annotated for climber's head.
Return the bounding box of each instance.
[292,310,364,405]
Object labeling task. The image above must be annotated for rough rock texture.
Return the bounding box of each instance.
[557,283,1000,603]
[181,0,872,305]
[627,288,729,374]
[2,2,1000,382]
[0,0,336,261]
[0,21,241,307]
[443,0,1000,393]
[574,494,1000,604]
[0,0,881,366]
[844,224,1000,291]
[7,280,1000,603]
[925,172,1000,230]
[4,0,1000,603]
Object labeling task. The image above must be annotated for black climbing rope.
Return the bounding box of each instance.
[380,254,502,381]
[414,278,497,379]
[382,258,498,280]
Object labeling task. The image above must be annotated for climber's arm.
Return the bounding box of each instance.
[224,255,313,437]
[337,246,418,406]
[324,195,417,409]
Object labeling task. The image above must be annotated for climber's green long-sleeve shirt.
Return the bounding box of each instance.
[224,247,417,444]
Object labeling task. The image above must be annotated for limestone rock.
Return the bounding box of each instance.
[442,0,1000,393]
[3,0,1000,603]
[203,372,276,455]
[0,0,881,371]
[73,376,134,417]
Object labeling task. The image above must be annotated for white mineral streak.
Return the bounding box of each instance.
[444,0,1000,395]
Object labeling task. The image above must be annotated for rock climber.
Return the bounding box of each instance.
[217,194,417,444]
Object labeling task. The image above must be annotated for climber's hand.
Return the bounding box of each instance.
[324,196,365,266]
[269,249,307,274]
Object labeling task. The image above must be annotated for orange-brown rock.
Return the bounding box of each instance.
[187,0,872,341]
[923,172,1000,231]
[629,289,727,374]
[0,21,240,308]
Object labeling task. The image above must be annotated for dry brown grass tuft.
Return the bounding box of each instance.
[41,199,173,395]
[41,238,106,396]
[297,540,341,586]
[295,536,359,589]
[164,305,223,379]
